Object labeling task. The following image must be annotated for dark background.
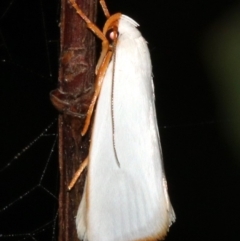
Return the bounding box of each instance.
[1,0,240,240]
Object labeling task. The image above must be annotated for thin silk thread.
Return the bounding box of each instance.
[111,42,120,167]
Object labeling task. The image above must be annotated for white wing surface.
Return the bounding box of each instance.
[76,15,175,241]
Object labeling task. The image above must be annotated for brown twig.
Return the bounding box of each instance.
[50,0,97,240]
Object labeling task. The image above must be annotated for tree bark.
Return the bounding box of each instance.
[50,0,97,240]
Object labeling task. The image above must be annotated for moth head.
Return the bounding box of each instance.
[103,13,121,44]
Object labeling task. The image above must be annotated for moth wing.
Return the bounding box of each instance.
[77,15,175,241]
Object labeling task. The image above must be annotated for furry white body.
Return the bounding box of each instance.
[76,15,175,241]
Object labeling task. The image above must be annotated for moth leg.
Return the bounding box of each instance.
[81,50,113,136]
[69,0,107,42]
[95,41,108,74]
[99,0,110,18]
[68,156,89,190]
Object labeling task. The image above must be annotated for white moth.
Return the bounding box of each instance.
[68,1,176,241]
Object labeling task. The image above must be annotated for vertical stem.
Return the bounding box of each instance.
[51,0,97,240]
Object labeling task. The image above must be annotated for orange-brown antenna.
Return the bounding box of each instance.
[100,0,110,18]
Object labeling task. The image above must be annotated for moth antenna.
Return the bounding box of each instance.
[99,0,110,18]
[111,41,120,167]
